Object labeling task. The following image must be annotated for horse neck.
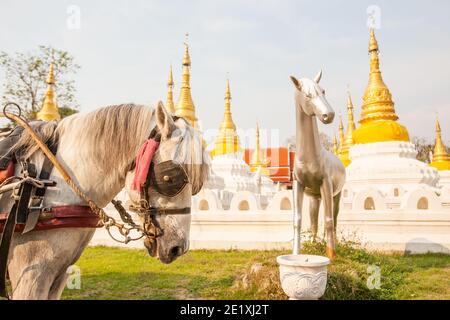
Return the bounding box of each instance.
[55,112,153,207]
[295,102,322,163]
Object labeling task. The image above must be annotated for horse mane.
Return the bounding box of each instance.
[13,103,209,193]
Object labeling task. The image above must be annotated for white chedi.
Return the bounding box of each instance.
[346,141,440,196]
[206,152,259,209]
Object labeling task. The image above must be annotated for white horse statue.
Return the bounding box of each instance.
[0,102,209,299]
[290,71,346,259]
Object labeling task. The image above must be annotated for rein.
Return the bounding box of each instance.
[1,103,191,244]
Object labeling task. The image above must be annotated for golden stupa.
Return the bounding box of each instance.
[250,122,270,176]
[36,64,61,121]
[338,91,357,167]
[175,43,198,126]
[211,79,241,157]
[430,118,450,171]
[166,65,176,113]
[352,29,409,144]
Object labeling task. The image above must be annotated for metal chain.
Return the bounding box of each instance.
[2,103,148,244]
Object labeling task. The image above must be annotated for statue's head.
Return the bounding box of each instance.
[290,70,335,124]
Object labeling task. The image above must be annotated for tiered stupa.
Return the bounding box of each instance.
[175,43,198,127]
[37,64,61,121]
[346,29,439,196]
[206,79,260,209]
[338,91,356,167]
[249,122,270,176]
[211,80,241,157]
[249,122,276,204]
[430,118,450,190]
[166,66,176,113]
[430,118,450,171]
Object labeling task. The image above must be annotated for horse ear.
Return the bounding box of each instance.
[155,101,175,139]
[290,76,302,91]
[314,69,323,83]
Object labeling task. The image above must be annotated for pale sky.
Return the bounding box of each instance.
[1,0,449,149]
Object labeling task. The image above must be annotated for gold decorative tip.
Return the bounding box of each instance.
[46,63,55,85]
[369,28,379,53]
[37,63,60,121]
[333,134,338,156]
[211,79,241,157]
[338,114,345,147]
[175,41,197,126]
[430,117,450,171]
[166,65,175,113]
[182,43,191,66]
[250,121,270,175]
[338,90,356,167]
[352,28,410,144]
[167,65,174,86]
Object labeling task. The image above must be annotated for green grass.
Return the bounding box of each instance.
[61,242,450,300]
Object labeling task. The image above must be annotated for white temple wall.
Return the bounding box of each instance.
[90,190,450,254]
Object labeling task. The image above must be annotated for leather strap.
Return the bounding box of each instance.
[23,138,58,233]
[0,203,17,298]
[0,162,37,299]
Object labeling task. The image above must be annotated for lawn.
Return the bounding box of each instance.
[61,241,450,300]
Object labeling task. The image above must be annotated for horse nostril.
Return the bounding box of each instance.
[169,246,183,258]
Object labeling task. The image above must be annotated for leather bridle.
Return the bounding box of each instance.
[126,116,198,255]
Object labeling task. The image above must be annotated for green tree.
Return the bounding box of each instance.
[0,46,80,119]
[412,136,433,163]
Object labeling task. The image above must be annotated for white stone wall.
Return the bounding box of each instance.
[90,189,450,254]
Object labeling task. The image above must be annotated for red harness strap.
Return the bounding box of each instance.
[0,205,101,233]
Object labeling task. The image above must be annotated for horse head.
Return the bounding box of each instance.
[290,70,335,124]
[125,103,209,264]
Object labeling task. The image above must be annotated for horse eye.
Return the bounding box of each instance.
[322,90,326,95]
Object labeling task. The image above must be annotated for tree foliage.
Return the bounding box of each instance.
[0,46,80,119]
[412,136,433,163]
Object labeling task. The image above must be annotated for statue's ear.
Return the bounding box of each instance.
[290,76,302,91]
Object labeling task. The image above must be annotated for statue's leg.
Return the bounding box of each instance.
[293,180,304,255]
[320,179,336,260]
[333,192,342,233]
[309,196,320,242]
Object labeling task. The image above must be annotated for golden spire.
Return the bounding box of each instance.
[353,28,409,144]
[37,63,61,121]
[175,40,198,126]
[211,79,241,156]
[338,90,357,167]
[430,117,450,171]
[166,65,175,113]
[332,134,338,156]
[338,114,345,151]
[250,122,270,175]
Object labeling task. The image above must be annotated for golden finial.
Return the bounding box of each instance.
[333,134,338,156]
[250,122,270,175]
[37,63,60,121]
[352,28,409,144]
[166,65,175,113]
[175,36,198,126]
[338,90,357,166]
[211,79,241,157]
[430,116,450,171]
[338,114,345,148]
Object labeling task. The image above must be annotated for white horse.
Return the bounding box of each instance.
[290,71,346,259]
[0,102,209,299]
